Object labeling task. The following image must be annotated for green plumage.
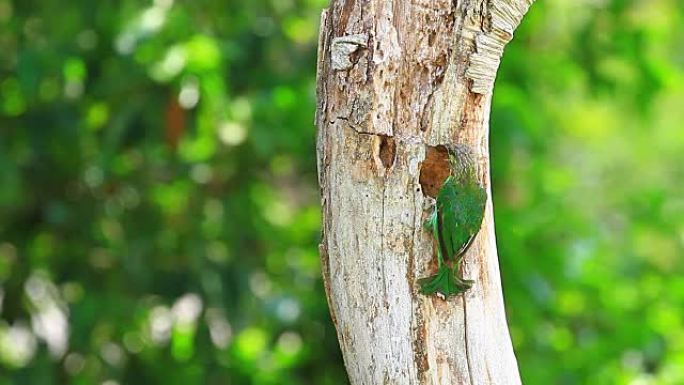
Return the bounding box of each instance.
[419,145,487,299]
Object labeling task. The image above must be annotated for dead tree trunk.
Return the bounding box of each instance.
[315,1,534,384]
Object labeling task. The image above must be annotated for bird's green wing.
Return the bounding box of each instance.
[436,176,487,261]
[460,183,487,236]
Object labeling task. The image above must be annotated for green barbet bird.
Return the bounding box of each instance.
[418,144,487,299]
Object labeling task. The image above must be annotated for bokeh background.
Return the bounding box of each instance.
[1,0,684,384]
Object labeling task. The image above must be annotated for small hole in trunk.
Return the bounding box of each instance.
[378,135,396,169]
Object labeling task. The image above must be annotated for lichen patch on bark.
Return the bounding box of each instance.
[331,33,369,71]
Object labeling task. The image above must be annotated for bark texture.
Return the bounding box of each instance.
[315,1,533,384]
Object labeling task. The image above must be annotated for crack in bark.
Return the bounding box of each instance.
[336,0,357,35]
[333,116,398,140]
[379,174,392,379]
[463,297,475,385]
[409,177,430,383]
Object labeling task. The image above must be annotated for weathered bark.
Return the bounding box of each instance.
[315,1,534,384]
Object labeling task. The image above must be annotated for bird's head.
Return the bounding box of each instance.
[445,143,478,183]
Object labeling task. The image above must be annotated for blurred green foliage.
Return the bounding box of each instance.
[0,0,683,384]
[495,2,684,383]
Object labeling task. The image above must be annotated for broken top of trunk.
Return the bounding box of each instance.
[316,1,534,384]
[465,0,534,94]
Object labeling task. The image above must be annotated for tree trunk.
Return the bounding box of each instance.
[315,1,534,384]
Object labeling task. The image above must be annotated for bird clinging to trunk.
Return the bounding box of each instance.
[419,144,487,299]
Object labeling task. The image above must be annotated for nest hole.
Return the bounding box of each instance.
[419,145,450,198]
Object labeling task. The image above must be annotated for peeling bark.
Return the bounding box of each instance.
[315,1,534,384]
